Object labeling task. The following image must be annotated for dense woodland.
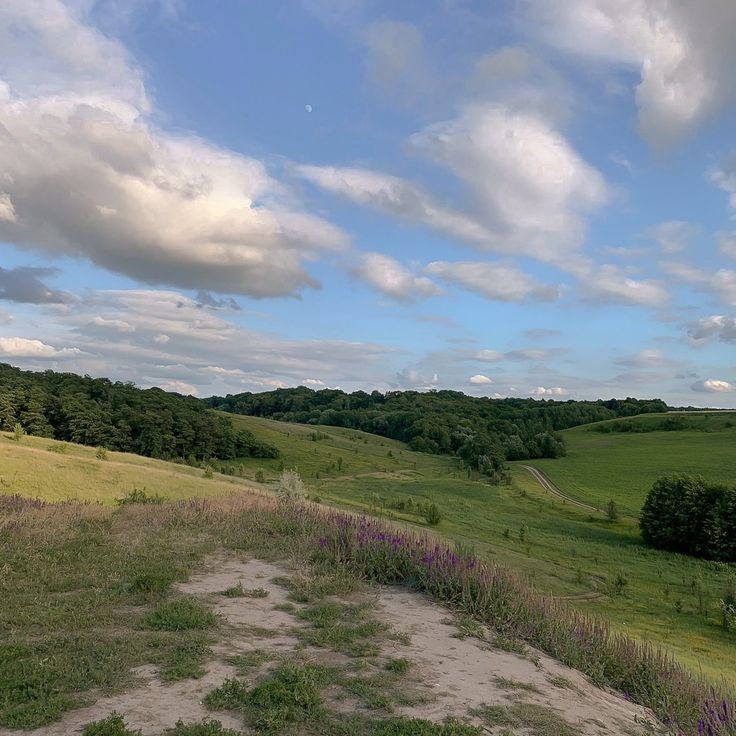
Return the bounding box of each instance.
[207,387,668,479]
[0,364,279,462]
[641,475,736,562]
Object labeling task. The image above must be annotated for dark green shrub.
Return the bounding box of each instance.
[640,474,736,561]
[423,503,441,526]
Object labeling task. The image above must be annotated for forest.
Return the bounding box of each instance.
[0,363,279,462]
[206,386,668,479]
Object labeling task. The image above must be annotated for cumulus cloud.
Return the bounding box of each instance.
[691,378,733,393]
[526,0,736,147]
[299,103,607,267]
[581,265,668,306]
[0,1,347,298]
[0,266,73,304]
[424,261,560,303]
[469,374,492,384]
[352,252,441,302]
[159,379,198,396]
[530,386,567,396]
[687,315,736,344]
[0,336,80,358]
[645,221,697,253]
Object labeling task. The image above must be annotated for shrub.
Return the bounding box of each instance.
[12,423,25,442]
[277,469,306,501]
[115,488,164,506]
[255,469,265,483]
[423,503,442,526]
[140,598,218,631]
[203,465,214,479]
[96,446,108,460]
[640,474,736,561]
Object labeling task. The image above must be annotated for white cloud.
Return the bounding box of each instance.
[687,315,736,344]
[352,252,441,302]
[692,378,733,393]
[527,0,736,147]
[159,380,197,395]
[664,261,736,308]
[0,1,348,298]
[645,221,696,253]
[90,316,134,332]
[424,261,560,303]
[0,336,80,358]
[409,104,608,263]
[475,349,503,362]
[0,193,16,223]
[530,386,567,396]
[712,154,736,211]
[719,233,736,259]
[615,349,670,368]
[299,103,607,267]
[581,265,668,306]
[469,374,492,384]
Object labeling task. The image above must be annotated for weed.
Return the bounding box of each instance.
[115,488,164,506]
[373,716,483,735]
[140,598,218,632]
[385,657,411,674]
[82,713,141,736]
[227,649,273,673]
[166,721,244,736]
[547,674,578,691]
[96,447,108,461]
[494,676,542,694]
[475,703,582,736]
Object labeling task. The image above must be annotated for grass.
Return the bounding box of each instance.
[523,411,736,516]
[1,495,733,735]
[0,432,258,504]
[4,412,736,707]
[474,702,582,736]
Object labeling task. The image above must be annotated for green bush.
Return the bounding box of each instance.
[640,474,736,561]
[423,503,442,526]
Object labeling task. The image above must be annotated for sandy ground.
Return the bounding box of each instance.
[1,555,659,736]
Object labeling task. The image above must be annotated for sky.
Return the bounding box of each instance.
[1,0,736,406]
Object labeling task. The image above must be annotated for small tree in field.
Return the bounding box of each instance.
[424,502,442,526]
[277,469,306,501]
[606,499,619,522]
[12,423,25,442]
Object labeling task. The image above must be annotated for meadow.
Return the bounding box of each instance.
[524,412,736,516]
[3,412,736,704]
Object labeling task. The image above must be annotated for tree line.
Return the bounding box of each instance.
[0,363,279,462]
[205,386,668,479]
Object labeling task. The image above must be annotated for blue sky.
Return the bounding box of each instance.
[1,0,736,405]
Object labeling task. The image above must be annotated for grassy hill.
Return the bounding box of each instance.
[523,411,736,516]
[3,414,736,686]
[0,433,262,504]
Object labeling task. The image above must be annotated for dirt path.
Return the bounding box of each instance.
[520,464,600,514]
[2,554,659,736]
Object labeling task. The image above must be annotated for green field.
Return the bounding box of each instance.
[524,412,736,516]
[3,414,736,685]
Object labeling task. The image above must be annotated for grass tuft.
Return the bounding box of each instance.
[82,712,142,736]
[140,598,219,632]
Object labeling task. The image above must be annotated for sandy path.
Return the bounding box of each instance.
[1,555,658,736]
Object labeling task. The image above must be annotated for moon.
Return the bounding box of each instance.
[305,104,313,113]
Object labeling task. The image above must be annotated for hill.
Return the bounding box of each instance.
[206,386,669,479]
[523,411,736,516]
[4,415,735,685]
[0,432,262,504]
